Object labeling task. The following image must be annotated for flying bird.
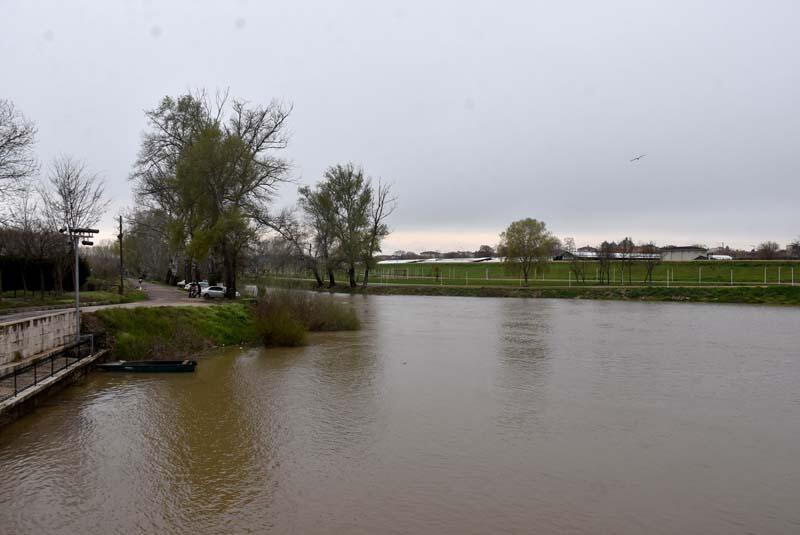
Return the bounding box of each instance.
[630,154,646,162]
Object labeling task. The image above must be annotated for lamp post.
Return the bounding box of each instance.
[59,227,99,341]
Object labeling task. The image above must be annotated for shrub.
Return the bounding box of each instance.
[254,290,360,347]
[255,309,307,347]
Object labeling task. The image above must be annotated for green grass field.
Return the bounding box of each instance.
[303,260,800,288]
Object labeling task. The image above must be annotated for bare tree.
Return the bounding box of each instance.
[756,241,780,260]
[361,180,395,288]
[640,242,661,284]
[40,155,109,230]
[563,237,586,283]
[268,208,326,287]
[124,208,173,281]
[0,99,38,199]
[597,241,614,284]
[619,237,635,284]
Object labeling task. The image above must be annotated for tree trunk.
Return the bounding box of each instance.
[311,265,323,287]
[39,266,45,299]
[348,265,356,288]
[223,244,236,299]
[362,267,370,289]
[327,269,336,288]
[54,263,63,294]
[20,265,27,296]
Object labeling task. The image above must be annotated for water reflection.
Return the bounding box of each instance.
[158,349,273,531]
[494,299,554,437]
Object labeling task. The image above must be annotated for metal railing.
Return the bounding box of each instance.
[0,335,94,403]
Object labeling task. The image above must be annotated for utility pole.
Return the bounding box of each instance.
[118,216,124,295]
[59,227,99,341]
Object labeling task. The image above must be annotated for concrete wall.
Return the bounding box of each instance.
[0,349,107,427]
[0,311,77,365]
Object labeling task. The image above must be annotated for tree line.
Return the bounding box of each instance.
[1,92,398,298]
[130,91,396,295]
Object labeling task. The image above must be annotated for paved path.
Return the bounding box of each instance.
[0,282,208,324]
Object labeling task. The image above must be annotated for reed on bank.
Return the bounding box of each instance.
[254,289,360,347]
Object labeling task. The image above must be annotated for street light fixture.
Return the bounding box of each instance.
[59,227,99,341]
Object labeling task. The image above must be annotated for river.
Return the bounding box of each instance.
[1,296,799,534]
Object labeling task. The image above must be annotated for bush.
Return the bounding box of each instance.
[255,309,307,347]
[255,290,360,347]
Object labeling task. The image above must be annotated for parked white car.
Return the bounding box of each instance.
[176,279,186,287]
[201,285,241,299]
[184,281,209,291]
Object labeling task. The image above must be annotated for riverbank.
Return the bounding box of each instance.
[85,293,362,359]
[85,304,258,360]
[305,282,800,306]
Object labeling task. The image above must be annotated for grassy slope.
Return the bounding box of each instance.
[87,304,257,360]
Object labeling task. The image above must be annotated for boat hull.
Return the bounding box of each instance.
[96,360,197,373]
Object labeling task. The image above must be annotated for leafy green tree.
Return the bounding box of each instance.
[298,183,339,287]
[132,92,291,297]
[324,163,371,288]
[298,164,395,288]
[499,218,558,286]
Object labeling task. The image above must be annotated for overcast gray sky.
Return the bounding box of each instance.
[2,0,798,252]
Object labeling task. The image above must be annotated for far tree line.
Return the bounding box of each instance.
[385,240,800,262]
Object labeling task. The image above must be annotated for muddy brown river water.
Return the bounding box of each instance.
[1,295,799,534]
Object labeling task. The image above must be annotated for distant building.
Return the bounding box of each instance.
[553,251,660,261]
[660,246,707,262]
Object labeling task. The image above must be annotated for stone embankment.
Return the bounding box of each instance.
[0,310,77,366]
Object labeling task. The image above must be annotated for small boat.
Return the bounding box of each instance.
[96,360,197,373]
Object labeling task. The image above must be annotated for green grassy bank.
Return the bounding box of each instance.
[86,293,362,360]
[309,283,800,306]
[86,304,258,360]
